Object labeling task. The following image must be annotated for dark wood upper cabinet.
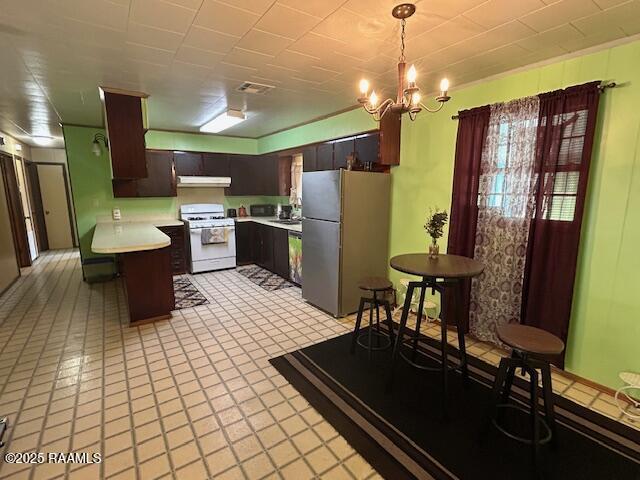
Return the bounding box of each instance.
[174,151,203,176]
[355,134,380,165]
[103,91,147,179]
[202,153,230,177]
[333,138,355,170]
[316,142,334,171]
[227,155,256,196]
[302,145,317,172]
[379,112,401,166]
[136,150,176,197]
[276,156,293,196]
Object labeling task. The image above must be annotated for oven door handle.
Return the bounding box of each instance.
[190,227,235,233]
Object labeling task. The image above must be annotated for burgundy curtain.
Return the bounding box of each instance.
[446,106,490,333]
[521,81,601,367]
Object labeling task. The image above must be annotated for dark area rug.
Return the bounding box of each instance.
[173,277,208,309]
[236,265,295,291]
[270,329,640,480]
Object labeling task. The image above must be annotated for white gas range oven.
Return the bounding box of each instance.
[180,204,236,273]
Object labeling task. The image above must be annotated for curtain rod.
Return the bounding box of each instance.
[450,82,617,120]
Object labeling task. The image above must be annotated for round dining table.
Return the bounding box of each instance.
[387,253,484,416]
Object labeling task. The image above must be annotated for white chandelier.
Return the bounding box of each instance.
[357,3,451,121]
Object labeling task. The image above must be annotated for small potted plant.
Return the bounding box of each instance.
[425,208,448,259]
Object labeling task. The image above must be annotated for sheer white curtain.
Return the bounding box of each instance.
[469,97,540,344]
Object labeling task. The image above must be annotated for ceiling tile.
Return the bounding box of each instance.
[464,0,547,29]
[164,0,204,8]
[520,0,601,33]
[50,0,129,32]
[183,26,240,54]
[592,0,630,8]
[224,47,274,69]
[131,0,198,34]
[291,66,340,83]
[127,22,185,51]
[276,0,347,18]
[270,50,320,70]
[254,3,321,39]
[194,0,260,36]
[311,8,368,43]
[408,16,485,58]
[288,32,347,59]
[561,26,626,52]
[215,0,276,15]
[125,42,176,65]
[573,1,640,35]
[235,29,293,55]
[175,45,225,67]
[517,23,585,51]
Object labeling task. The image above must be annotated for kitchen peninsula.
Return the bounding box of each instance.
[91,217,181,324]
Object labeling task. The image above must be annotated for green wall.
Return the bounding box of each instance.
[257,108,378,153]
[388,39,640,389]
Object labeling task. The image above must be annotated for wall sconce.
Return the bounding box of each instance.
[92,133,109,156]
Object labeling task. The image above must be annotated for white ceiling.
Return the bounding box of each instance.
[0,0,638,147]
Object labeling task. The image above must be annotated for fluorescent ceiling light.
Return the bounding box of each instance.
[31,135,54,146]
[200,109,245,133]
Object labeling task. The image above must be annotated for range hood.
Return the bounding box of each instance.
[177,176,231,188]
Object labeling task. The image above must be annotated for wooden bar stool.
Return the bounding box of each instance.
[350,277,395,360]
[485,324,565,468]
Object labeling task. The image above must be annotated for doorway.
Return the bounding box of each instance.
[0,153,31,267]
[36,163,74,250]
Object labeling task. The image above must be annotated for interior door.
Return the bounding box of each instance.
[37,163,74,249]
[25,162,48,251]
[0,154,30,266]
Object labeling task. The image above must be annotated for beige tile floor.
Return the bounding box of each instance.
[0,250,635,480]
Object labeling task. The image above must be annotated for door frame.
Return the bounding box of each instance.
[24,160,49,252]
[36,161,77,248]
[0,152,31,267]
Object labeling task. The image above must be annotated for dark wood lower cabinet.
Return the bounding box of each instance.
[235,221,290,279]
[272,228,289,279]
[158,225,187,275]
[235,221,255,265]
[120,246,175,324]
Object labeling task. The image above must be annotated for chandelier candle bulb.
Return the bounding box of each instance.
[359,79,370,95]
[440,78,450,95]
[407,65,417,86]
[369,91,379,107]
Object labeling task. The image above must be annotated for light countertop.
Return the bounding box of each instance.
[92,215,184,254]
[235,216,302,233]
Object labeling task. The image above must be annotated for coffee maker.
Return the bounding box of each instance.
[277,204,293,220]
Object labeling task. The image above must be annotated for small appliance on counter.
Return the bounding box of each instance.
[238,205,248,217]
[250,204,276,217]
[277,204,293,220]
[227,208,237,218]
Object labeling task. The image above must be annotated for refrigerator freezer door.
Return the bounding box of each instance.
[301,170,341,222]
[301,218,340,316]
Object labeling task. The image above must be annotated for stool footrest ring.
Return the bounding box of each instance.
[357,331,392,351]
[492,403,552,446]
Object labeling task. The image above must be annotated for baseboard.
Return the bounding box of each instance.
[0,274,20,300]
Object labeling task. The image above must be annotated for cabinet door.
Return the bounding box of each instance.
[273,227,289,279]
[228,155,254,195]
[333,138,355,170]
[277,156,293,196]
[174,151,203,176]
[262,224,275,272]
[302,145,317,172]
[316,142,334,171]
[137,150,176,197]
[112,179,138,198]
[259,155,279,195]
[103,92,147,179]
[234,221,254,265]
[355,133,379,165]
[202,153,230,177]
[158,225,187,275]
